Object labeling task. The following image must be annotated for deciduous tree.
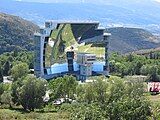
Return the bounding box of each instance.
[49,75,78,101]
[12,75,48,111]
[11,62,29,81]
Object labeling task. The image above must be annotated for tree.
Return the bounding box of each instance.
[49,75,78,101]
[13,75,48,111]
[0,83,4,97]
[0,91,12,108]
[0,68,3,83]
[0,83,11,104]
[147,66,160,82]
[3,61,10,76]
[71,77,151,119]
[76,78,108,104]
[127,54,134,62]
[11,80,22,105]
[11,62,29,81]
[134,61,143,75]
[81,83,97,104]
[140,65,149,75]
[0,83,11,96]
[104,79,151,120]
[109,60,116,73]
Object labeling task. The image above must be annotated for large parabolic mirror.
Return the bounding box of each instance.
[45,23,105,67]
[34,21,110,79]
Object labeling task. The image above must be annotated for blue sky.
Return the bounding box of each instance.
[17,0,85,3]
[17,0,160,3]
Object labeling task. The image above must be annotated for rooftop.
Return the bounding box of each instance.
[46,20,99,24]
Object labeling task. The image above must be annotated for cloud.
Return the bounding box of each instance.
[154,0,160,2]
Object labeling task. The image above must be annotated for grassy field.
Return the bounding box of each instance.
[148,94,160,103]
[145,93,160,119]
[0,108,69,120]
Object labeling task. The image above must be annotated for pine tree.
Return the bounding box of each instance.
[0,68,3,83]
[3,61,10,76]
[148,66,160,82]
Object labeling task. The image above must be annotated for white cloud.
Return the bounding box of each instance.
[154,0,160,2]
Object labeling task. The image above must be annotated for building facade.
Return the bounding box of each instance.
[34,21,56,77]
[77,53,96,80]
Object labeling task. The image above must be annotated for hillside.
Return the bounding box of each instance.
[0,13,39,54]
[107,27,160,53]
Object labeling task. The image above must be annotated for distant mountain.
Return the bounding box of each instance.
[107,27,160,53]
[0,0,160,34]
[0,13,39,54]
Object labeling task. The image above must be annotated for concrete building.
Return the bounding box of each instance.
[77,53,96,80]
[34,21,56,78]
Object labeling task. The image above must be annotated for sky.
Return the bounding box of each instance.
[16,0,160,3]
[155,0,160,2]
[16,0,86,3]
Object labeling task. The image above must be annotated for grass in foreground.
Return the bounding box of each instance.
[0,108,69,120]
